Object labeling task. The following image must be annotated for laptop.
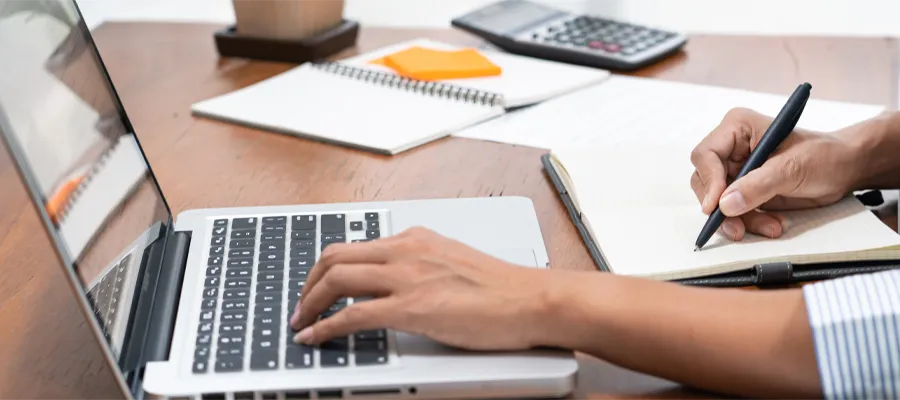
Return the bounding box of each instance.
[0,1,577,399]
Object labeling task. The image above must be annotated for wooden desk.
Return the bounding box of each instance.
[0,22,897,399]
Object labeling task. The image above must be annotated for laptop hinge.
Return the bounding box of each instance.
[143,230,191,362]
[753,261,793,286]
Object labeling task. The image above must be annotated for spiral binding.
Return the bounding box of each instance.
[55,137,119,223]
[310,61,505,108]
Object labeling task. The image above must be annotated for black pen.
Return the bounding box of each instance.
[694,82,811,251]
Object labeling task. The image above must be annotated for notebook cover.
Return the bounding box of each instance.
[540,153,900,287]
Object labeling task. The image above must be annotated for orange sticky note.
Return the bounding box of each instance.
[370,46,501,80]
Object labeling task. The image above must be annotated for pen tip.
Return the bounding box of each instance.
[693,246,700,252]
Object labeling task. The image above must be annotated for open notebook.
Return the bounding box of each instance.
[526,76,900,285]
[190,38,609,155]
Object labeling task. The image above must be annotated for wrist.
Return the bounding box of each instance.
[525,270,587,349]
[839,111,900,190]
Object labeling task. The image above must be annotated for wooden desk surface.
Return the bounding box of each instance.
[0,22,897,399]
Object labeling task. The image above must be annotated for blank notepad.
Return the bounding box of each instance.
[191,62,505,154]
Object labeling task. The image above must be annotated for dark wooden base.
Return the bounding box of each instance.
[213,20,359,63]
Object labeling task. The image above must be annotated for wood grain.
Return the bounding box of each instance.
[0,22,895,398]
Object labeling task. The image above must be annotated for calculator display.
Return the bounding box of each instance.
[463,1,562,34]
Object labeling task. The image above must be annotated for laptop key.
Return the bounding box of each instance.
[291,230,314,240]
[211,226,227,237]
[355,340,388,365]
[196,334,212,345]
[218,334,246,347]
[230,229,255,239]
[321,214,345,234]
[221,311,247,322]
[290,258,314,268]
[209,246,224,256]
[291,239,314,249]
[321,234,345,242]
[257,282,282,293]
[354,329,386,341]
[250,350,279,370]
[258,261,284,272]
[202,288,218,298]
[292,215,316,231]
[217,347,244,358]
[207,256,223,266]
[262,225,286,233]
[229,249,254,258]
[224,278,251,289]
[232,217,258,230]
[226,268,252,278]
[201,298,216,310]
[289,269,310,280]
[214,219,228,227]
[260,241,285,252]
[199,310,215,322]
[365,212,378,221]
[198,322,213,334]
[288,280,306,290]
[193,360,208,373]
[223,299,249,310]
[366,230,380,239]
[255,304,280,315]
[259,251,284,262]
[204,277,220,287]
[350,221,363,231]
[220,323,246,335]
[230,239,254,248]
[206,266,221,277]
[211,236,226,246]
[224,289,250,299]
[285,344,314,369]
[256,292,280,304]
[367,221,380,230]
[320,348,349,367]
[195,346,211,359]
[261,232,286,242]
[214,356,243,372]
[257,272,283,282]
[227,258,253,268]
[263,216,287,225]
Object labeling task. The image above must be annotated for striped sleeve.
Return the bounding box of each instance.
[802,269,900,399]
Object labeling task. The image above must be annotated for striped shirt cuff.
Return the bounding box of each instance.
[803,270,900,399]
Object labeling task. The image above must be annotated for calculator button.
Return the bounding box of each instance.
[588,41,604,49]
[604,43,621,53]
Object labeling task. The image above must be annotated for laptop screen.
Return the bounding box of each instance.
[0,0,171,365]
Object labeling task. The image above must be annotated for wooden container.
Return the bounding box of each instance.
[232,0,346,40]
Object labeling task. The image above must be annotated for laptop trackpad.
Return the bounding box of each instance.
[478,247,538,268]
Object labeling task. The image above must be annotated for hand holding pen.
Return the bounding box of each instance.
[689,83,871,249]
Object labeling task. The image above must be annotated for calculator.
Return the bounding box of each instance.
[451,0,688,71]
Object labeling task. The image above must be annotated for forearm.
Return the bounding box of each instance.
[539,273,822,398]
[848,111,900,189]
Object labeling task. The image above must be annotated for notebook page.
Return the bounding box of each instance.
[457,75,886,149]
[191,64,503,154]
[340,38,610,108]
[554,146,900,280]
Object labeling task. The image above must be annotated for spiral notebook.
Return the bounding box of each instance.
[56,134,148,259]
[190,39,609,154]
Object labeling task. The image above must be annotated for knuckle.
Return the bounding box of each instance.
[780,156,803,182]
[340,304,367,325]
[724,107,752,121]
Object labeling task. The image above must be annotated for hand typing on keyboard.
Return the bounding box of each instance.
[289,227,559,350]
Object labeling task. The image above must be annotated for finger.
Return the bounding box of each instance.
[690,171,710,213]
[292,263,393,330]
[294,298,398,345]
[760,196,826,211]
[718,155,804,216]
[740,211,784,239]
[719,217,745,241]
[302,239,396,299]
[690,145,729,214]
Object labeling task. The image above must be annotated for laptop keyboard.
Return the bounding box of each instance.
[193,212,389,374]
[87,253,132,342]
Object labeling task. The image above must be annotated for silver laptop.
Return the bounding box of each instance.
[0,1,577,399]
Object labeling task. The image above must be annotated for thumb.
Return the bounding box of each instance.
[719,155,803,216]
